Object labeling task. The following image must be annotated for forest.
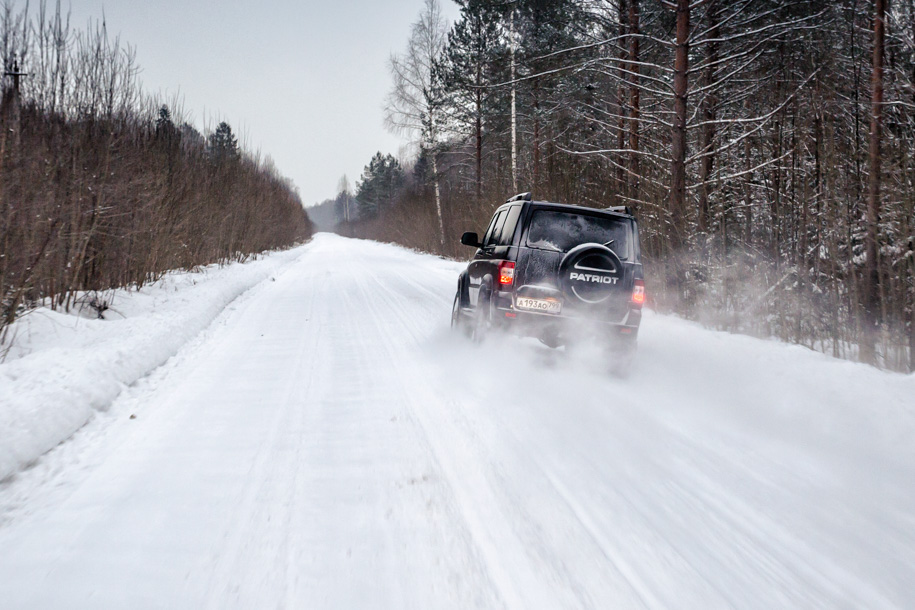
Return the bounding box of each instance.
[335,0,915,372]
[0,1,312,339]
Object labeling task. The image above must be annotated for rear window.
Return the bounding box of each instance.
[526,210,632,260]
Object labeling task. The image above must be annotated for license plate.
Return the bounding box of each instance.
[515,296,561,314]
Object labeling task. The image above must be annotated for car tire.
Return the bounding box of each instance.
[538,329,562,349]
[471,290,492,343]
[451,291,471,337]
[609,342,637,378]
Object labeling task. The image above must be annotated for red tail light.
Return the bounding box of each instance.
[498,261,515,286]
[631,279,645,307]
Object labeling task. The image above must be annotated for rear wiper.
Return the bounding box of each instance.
[529,242,562,252]
[602,239,615,247]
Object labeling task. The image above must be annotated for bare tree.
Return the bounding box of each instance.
[1,2,312,339]
[384,0,449,248]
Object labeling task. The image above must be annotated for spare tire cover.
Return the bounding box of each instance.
[558,243,623,304]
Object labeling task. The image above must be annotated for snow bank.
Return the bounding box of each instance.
[0,245,308,481]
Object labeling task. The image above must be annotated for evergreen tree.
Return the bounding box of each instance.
[438,0,507,202]
[155,105,172,131]
[155,105,178,145]
[512,0,590,192]
[207,121,239,163]
[356,152,405,217]
[354,0,915,370]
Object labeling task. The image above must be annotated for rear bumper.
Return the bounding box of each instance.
[491,292,641,342]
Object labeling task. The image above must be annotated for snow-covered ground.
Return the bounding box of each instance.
[0,233,913,608]
[0,248,305,482]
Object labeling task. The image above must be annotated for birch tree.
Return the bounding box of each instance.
[384,0,449,248]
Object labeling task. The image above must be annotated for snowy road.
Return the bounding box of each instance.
[1,234,914,608]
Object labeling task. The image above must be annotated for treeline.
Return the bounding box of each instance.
[1,1,311,335]
[337,0,915,372]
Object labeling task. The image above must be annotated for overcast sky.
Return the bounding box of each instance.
[64,0,459,207]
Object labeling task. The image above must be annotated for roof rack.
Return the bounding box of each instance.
[505,192,532,203]
[606,205,633,216]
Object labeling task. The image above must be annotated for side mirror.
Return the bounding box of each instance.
[460,231,481,248]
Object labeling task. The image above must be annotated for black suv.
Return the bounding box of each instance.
[451,193,645,360]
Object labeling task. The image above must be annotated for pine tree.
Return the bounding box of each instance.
[207,121,239,163]
[356,152,405,217]
[438,0,506,202]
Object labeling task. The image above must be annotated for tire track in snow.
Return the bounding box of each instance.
[356,259,651,608]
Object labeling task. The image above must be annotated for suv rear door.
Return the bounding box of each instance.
[513,206,637,314]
